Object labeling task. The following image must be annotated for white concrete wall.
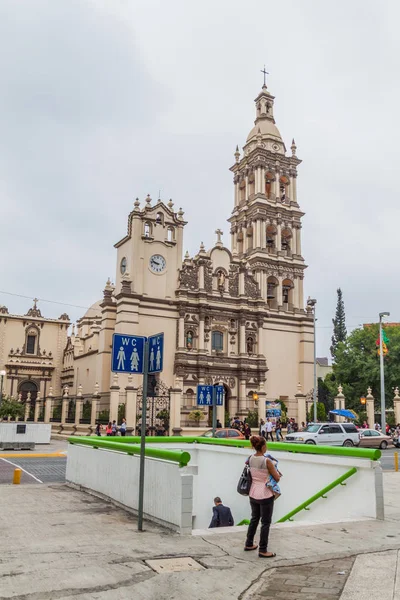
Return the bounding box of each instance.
[153,444,382,530]
[0,423,51,444]
[66,444,193,533]
[66,442,382,534]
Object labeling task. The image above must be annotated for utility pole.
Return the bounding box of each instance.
[379,312,390,433]
[307,298,317,422]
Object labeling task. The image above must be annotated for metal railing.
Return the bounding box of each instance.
[68,436,191,467]
[276,467,358,523]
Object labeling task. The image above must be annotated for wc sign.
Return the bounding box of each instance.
[111,333,164,374]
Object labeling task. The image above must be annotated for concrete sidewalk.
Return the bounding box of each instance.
[0,473,400,599]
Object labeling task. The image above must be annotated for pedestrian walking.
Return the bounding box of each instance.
[111,420,118,436]
[265,418,274,442]
[275,419,282,441]
[259,419,266,438]
[105,422,112,436]
[120,418,127,436]
[244,435,281,558]
[244,423,251,440]
[95,423,102,437]
[209,497,234,528]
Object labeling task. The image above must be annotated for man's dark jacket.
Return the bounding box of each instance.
[209,504,234,528]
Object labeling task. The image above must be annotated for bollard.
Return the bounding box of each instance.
[13,468,22,485]
[395,452,399,472]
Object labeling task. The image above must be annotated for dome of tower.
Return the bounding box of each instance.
[246,118,283,144]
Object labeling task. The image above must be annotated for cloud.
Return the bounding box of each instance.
[0,0,397,358]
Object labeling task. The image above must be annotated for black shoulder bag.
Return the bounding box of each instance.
[237,457,252,496]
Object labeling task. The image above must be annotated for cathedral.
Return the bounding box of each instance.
[0,81,314,430]
[61,81,314,428]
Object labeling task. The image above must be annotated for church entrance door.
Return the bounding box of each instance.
[137,377,171,436]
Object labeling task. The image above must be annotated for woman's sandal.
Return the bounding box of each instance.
[258,552,276,558]
[244,545,258,551]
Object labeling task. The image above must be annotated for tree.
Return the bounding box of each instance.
[331,288,347,360]
[0,399,25,420]
[188,410,205,426]
[325,324,400,412]
[307,402,326,423]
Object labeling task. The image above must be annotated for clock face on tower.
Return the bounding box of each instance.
[149,254,166,273]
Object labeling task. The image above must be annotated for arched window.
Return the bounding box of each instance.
[267,276,278,308]
[25,326,39,355]
[237,230,243,254]
[216,270,226,289]
[144,222,151,237]
[247,336,255,354]
[167,227,174,242]
[212,331,224,352]
[156,212,163,225]
[280,176,289,203]
[281,228,292,253]
[247,226,253,251]
[186,330,193,349]
[266,225,276,253]
[282,279,294,307]
[248,173,255,196]
[186,388,195,407]
[265,172,274,199]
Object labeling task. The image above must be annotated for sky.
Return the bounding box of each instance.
[0,0,398,356]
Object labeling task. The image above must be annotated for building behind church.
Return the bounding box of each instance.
[0,82,314,430]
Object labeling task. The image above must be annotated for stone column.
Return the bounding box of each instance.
[261,220,266,249]
[239,317,246,355]
[44,386,53,424]
[239,378,247,414]
[109,373,120,424]
[91,383,100,427]
[295,383,307,427]
[75,384,83,426]
[276,221,282,251]
[334,386,345,422]
[239,270,245,295]
[292,225,297,255]
[260,167,265,193]
[245,176,248,200]
[275,171,280,199]
[125,374,137,434]
[61,386,69,423]
[257,317,264,355]
[24,392,31,422]
[257,391,267,426]
[393,388,400,425]
[277,276,283,307]
[199,264,205,290]
[34,392,41,423]
[298,277,304,310]
[178,308,185,349]
[296,226,302,256]
[293,175,297,202]
[366,387,375,427]
[199,309,205,351]
[170,387,183,435]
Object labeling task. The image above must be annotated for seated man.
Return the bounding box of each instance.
[209,497,234,528]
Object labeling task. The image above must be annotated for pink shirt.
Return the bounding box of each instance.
[249,455,273,500]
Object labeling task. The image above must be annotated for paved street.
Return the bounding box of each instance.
[0,473,399,599]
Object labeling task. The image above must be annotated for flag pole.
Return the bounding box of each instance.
[379,312,390,433]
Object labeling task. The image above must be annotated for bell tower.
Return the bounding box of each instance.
[228,79,306,313]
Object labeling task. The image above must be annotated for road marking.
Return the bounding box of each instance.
[0,453,65,459]
[0,458,43,484]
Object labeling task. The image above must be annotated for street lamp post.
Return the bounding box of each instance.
[0,370,6,408]
[307,298,317,423]
[379,311,390,433]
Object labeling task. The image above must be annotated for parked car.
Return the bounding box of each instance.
[358,428,393,449]
[201,428,245,439]
[285,422,360,447]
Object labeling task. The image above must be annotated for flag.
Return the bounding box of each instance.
[376,329,389,356]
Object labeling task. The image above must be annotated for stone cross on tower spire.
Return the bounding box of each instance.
[260,65,269,87]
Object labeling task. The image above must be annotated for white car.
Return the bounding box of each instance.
[285,422,360,447]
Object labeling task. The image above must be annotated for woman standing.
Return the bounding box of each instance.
[244,435,281,558]
[105,422,113,436]
[120,418,127,437]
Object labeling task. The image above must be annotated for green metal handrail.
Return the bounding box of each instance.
[276,467,357,523]
[91,436,381,460]
[68,437,191,467]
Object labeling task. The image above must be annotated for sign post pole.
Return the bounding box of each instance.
[212,386,217,437]
[138,339,149,532]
